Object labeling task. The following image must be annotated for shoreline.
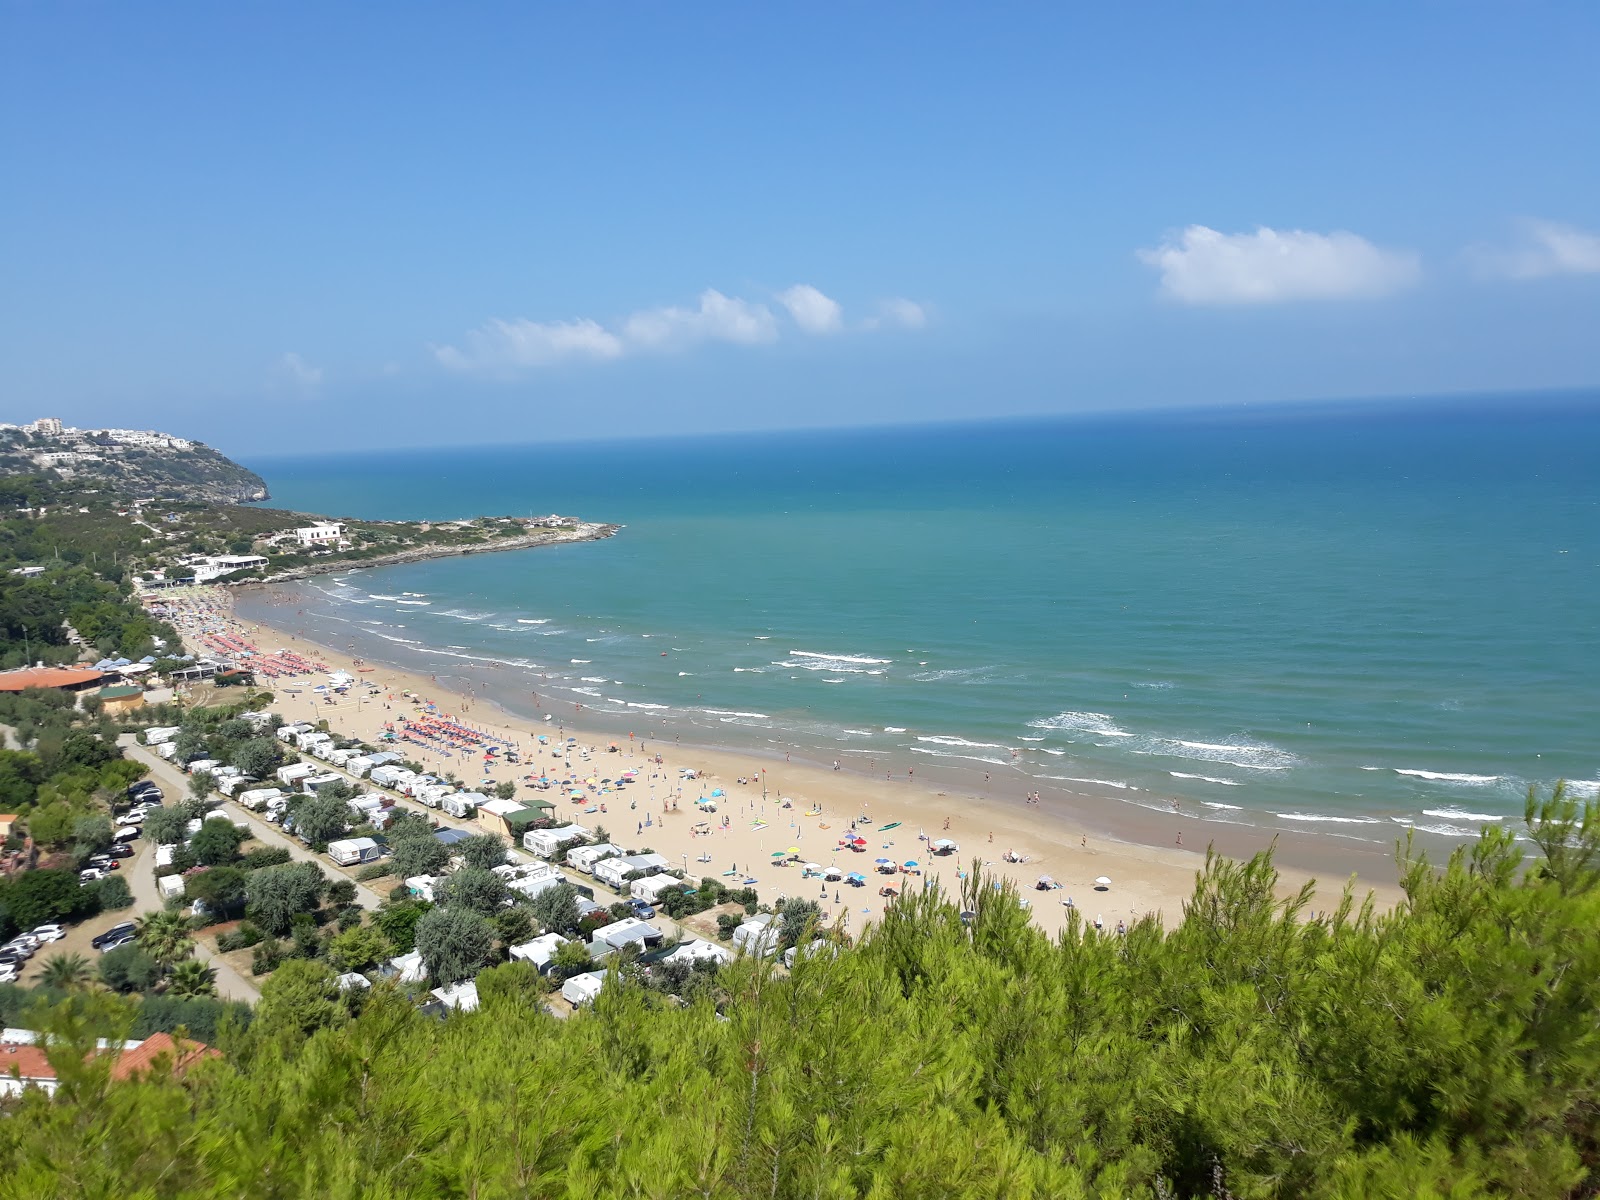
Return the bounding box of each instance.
[238,521,621,584]
[174,584,1410,935]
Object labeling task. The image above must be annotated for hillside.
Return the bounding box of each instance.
[0,426,267,504]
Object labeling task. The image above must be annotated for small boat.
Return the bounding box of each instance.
[879,821,901,831]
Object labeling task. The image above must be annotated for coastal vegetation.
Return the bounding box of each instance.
[0,788,1596,1198]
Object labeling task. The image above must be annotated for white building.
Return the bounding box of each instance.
[293,522,346,547]
[732,913,780,958]
[192,555,268,583]
[431,980,480,1013]
[565,842,623,874]
[593,853,669,892]
[665,939,734,968]
[327,837,383,866]
[630,874,685,905]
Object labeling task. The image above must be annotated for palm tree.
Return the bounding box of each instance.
[135,910,195,969]
[38,952,92,991]
[166,958,217,998]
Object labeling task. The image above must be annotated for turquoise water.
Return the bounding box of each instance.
[237,397,1600,850]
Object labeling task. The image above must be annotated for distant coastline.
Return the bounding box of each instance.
[236,520,621,585]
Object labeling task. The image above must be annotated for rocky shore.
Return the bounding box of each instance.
[246,520,621,583]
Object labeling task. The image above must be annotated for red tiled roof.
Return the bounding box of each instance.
[107,1031,221,1081]
[0,667,104,692]
[0,1044,56,1080]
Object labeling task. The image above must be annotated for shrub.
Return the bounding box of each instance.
[240,846,292,871]
[251,936,287,976]
[355,862,392,882]
[99,944,162,993]
[90,873,133,911]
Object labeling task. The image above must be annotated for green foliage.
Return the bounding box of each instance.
[5,790,1600,1199]
[455,832,508,870]
[189,818,246,866]
[389,831,449,880]
[437,866,509,917]
[548,938,593,978]
[186,866,248,917]
[71,813,114,858]
[245,860,327,936]
[326,879,357,907]
[132,993,251,1042]
[0,868,93,928]
[134,910,194,968]
[292,794,349,846]
[255,959,344,1039]
[414,906,494,985]
[354,861,393,882]
[325,924,392,974]
[228,737,282,780]
[89,873,132,910]
[475,959,545,1007]
[97,944,162,993]
[142,805,188,847]
[167,958,218,998]
[492,907,534,947]
[239,845,291,871]
[525,880,582,936]
[37,951,92,990]
[775,896,821,950]
[373,901,429,955]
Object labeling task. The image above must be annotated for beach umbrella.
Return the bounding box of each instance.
[771,851,786,859]
[873,857,892,866]
[802,863,823,874]
[823,865,843,880]
[1095,876,1112,888]
[903,860,919,869]
[787,846,800,854]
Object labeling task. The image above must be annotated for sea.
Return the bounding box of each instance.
[236,394,1600,856]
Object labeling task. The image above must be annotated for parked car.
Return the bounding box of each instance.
[30,924,65,943]
[105,843,134,859]
[87,855,121,872]
[79,867,106,882]
[92,921,137,950]
[0,964,17,984]
[128,781,162,800]
[97,932,137,953]
[627,897,657,919]
[113,826,141,843]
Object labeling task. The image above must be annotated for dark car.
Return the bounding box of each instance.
[627,897,657,920]
[91,921,137,950]
[127,782,163,803]
[104,843,134,859]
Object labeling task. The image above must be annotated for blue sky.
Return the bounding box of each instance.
[3,3,1598,452]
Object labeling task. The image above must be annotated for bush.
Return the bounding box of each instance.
[327,879,357,907]
[355,862,392,882]
[240,846,292,871]
[90,873,133,911]
[99,944,163,993]
[251,936,287,976]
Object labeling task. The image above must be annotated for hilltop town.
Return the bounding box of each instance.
[0,417,268,505]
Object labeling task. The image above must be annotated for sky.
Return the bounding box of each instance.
[3,3,1599,453]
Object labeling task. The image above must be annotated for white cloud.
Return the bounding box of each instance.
[435,283,915,372]
[1469,219,1600,279]
[621,289,778,350]
[1138,225,1421,305]
[777,284,843,334]
[279,352,322,387]
[433,317,623,371]
[860,297,928,331]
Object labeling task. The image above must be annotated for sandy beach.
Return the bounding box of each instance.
[155,585,1407,936]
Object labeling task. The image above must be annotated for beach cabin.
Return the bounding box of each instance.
[326,748,354,768]
[783,939,834,969]
[143,726,180,746]
[215,775,255,797]
[237,787,283,811]
[301,772,345,795]
[630,874,684,906]
[509,933,569,973]
[277,762,316,786]
[155,742,178,760]
[593,853,669,892]
[380,951,426,985]
[298,735,334,759]
[592,918,664,953]
[732,913,780,958]
[328,837,383,867]
[560,971,605,1007]
[405,875,439,903]
[522,823,590,859]
[276,723,311,744]
[433,828,471,849]
[431,981,479,1013]
[504,863,567,902]
[368,765,408,790]
[154,845,176,869]
[565,842,623,874]
[475,796,525,842]
[344,756,374,778]
[157,875,185,901]
[185,759,221,776]
[335,972,371,993]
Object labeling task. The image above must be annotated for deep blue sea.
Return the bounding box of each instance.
[237,396,1600,852]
